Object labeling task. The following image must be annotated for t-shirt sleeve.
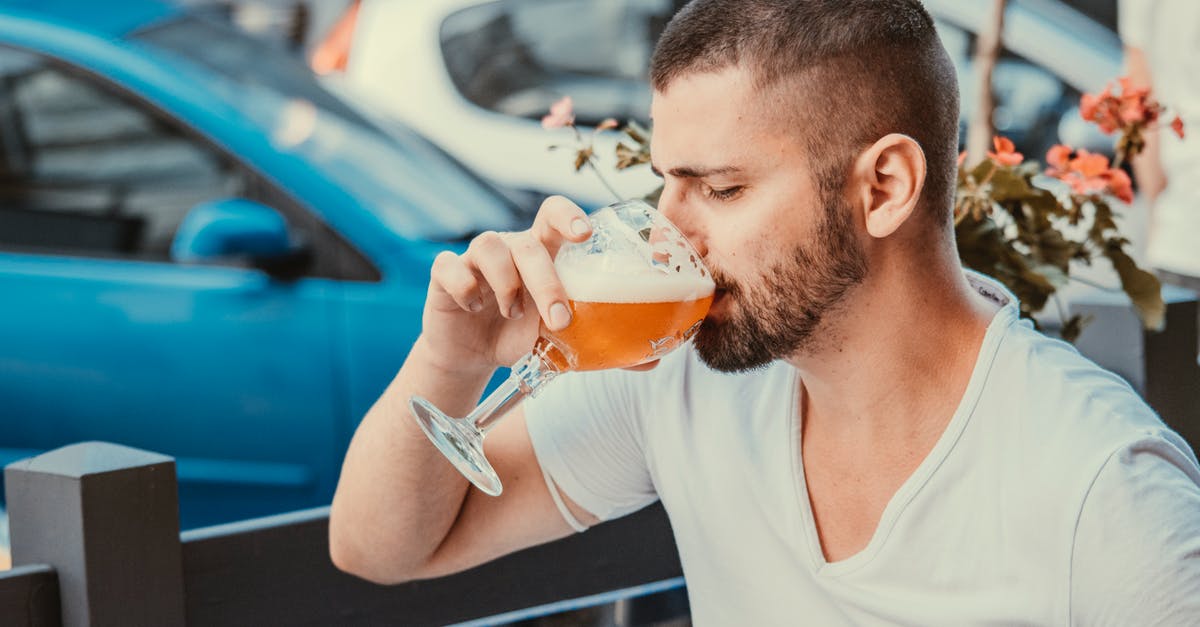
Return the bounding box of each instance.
[524,366,659,524]
[1069,435,1200,625]
[1118,0,1152,48]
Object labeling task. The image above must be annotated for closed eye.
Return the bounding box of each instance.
[705,186,744,201]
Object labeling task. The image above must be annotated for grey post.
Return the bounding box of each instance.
[4,442,185,627]
[1072,284,1200,448]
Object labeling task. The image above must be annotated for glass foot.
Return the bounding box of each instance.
[410,396,503,496]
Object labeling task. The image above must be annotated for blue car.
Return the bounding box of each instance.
[0,0,521,527]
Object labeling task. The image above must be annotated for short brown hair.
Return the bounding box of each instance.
[650,0,959,223]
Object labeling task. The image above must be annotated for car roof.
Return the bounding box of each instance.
[0,0,179,40]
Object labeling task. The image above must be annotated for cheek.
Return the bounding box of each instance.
[704,233,762,286]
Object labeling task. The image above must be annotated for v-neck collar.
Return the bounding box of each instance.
[787,275,1018,577]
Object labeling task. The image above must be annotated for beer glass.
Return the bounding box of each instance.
[411,199,714,496]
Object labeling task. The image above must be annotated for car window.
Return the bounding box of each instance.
[0,45,246,261]
[440,0,685,125]
[135,15,521,241]
[439,0,1114,161]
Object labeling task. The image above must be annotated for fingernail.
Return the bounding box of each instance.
[549,302,571,330]
[509,302,524,319]
[571,218,590,236]
[468,299,483,312]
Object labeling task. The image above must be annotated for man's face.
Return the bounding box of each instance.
[649,67,868,372]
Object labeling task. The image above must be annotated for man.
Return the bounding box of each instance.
[330,0,1200,623]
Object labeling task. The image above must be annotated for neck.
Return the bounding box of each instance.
[787,249,999,443]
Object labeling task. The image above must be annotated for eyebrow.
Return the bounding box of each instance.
[650,162,744,179]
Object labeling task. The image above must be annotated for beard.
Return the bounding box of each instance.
[693,196,868,373]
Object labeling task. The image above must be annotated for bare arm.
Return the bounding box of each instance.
[1125,46,1167,206]
[329,197,600,585]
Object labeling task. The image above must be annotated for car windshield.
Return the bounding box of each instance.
[441,0,688,125]
[133,14,519,241]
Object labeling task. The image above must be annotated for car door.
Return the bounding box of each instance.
[0,44,354,528]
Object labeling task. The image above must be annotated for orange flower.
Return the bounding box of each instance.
[541,96,575,129]
[1105,168,1134,204]
[1070,149,1110,178]
[1080,92,1102,121]
[1045,144,1072,172]
[1119,96,1147,124]
[987,136,1023,166]
[1171,115,1186,139]
[1043,148,1133,203]
[1080,84,1121,134]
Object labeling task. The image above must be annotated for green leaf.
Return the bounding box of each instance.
[968,159,994,183]
[1059,314,1092,343]
[615,142,650,170]
[1091,200,1118,236]
[1023,189,1066,218]
[1105,244,1166,331]
[989,167,1036,200]
[624,120,651,145]
[573,147,594,172]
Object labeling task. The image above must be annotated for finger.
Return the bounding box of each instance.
[430,251,483,312]
[466,231,525,319]
[532,196,592,250]
[622,359,661,372]
[507,232,573,331]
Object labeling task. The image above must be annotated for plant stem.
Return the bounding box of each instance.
[1068,274,1122,292]
[587,159,623,202]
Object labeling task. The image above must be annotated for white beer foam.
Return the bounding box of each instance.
[556,258,714,303]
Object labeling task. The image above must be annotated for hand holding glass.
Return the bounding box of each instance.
[410,200,714,495]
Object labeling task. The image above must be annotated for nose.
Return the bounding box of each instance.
[656,188,707,258]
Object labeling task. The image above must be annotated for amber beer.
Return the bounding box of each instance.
[536,264,715,372]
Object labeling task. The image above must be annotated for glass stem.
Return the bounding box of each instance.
[468,351,559,434]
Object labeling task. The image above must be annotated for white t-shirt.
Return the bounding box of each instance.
[525,274,1200,625]
[1119,0,1200,276]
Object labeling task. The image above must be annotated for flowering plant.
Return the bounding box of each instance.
[544,78,1184,342]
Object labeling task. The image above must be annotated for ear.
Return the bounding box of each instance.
[851,133,926,239]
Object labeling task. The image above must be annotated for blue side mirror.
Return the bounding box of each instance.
[172,199,291,261]
[171,199,309,279]
[170,199,312,279]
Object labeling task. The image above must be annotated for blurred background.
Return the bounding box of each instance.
[0,0,1160,623]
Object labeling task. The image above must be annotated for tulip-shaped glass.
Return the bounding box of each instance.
[410,199,714,495]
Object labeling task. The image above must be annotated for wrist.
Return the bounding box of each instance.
[407,335,495,383]
[384,336,496,425]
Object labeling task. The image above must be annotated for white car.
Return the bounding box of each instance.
[319,0,1119,210]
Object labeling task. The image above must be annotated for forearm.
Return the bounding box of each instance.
[1125,46,1167,204]
[329,336,493,584]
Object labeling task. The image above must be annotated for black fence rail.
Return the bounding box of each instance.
[2,286,1197,626]
[2,441,682,627]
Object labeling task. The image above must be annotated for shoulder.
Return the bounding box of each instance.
[1069,435,1200,623]
[968,309,1190,514]
[987,314,1166,443]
